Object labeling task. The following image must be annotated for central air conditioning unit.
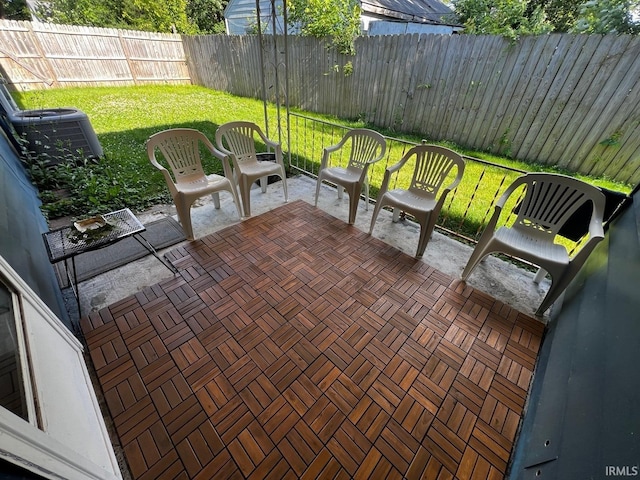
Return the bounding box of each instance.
[0,81,103,166]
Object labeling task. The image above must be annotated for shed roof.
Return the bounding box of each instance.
[362,0,456,24]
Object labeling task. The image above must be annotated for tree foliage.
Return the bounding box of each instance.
[572,0,640,33]
[526,0,579,31]
[0,0,31,19]
[186,0,228,34]
[41,0,226,34]
[454,0,640,34]
[288,0,361,54]
[453,0,553,38]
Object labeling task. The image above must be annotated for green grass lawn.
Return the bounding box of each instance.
[16,85,279,218]
[15,84,632,242]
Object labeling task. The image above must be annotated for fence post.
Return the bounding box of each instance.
[26,22,57,87]
[118,30,137,85]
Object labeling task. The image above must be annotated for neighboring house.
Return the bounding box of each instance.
[223,0,462,36]
[361,0,462,35]
[224,0,287,35]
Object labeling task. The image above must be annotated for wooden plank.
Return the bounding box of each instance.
[382,35,409,130]
[1,19,639,185]
[527,35,602,162]
[479,37,533,153]
[540,35,617,167]
[438,34,473,141]
[444,34,490,145]
[569,37,640,179]
[557,35,634,170]
[465,37,512,148]
[489,36,544,158]
[431,35,461,141]
[423,35,454,140]
[462,36,506,147]
[509,35,564,158]
[406,33,441,138]
[517,35,585,162]
[402,33,429,134]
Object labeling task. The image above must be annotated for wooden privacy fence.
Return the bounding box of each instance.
[185,33,640,186]
[0,20,190,88]
[0,18,638,185]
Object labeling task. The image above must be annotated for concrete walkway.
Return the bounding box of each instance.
[77,175,552,322]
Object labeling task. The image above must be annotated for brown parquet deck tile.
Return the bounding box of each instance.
[81,200,545,480]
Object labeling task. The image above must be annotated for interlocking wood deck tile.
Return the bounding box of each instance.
[82,200,545,479]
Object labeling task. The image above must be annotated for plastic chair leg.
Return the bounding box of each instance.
[281,174,288,203]
[347,185,362,225]
[240,177,252,217]
[533,268,547,284]
[175,201,195,240]
[314,174,323,207]
[369,199,384,234]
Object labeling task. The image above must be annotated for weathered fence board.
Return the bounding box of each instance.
[509,35,563,158]
[0,18,638,185]
[183,32,640,185]
[0,20,189,88]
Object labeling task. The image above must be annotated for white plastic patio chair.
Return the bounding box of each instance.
[215,121,288,217]
[461,172,606,316]
[314,128,386,225]
[369,142,465,259]
[147,128,241,240]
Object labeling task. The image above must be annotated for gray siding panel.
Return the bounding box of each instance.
[510,190,639,478]
[0,130,70,328]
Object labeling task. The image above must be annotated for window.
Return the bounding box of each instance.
[0,278,35,425]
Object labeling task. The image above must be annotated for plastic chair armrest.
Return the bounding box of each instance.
[386,153,410,175]
[482,204,504,235]
[272,144,286,167]
[588,218,605,241]
[215,142,233,157]
[152,163,178,197]
[589,199,606,240]
[323,142,344,155]
[263,137,279,151]
[570,234,604,266]
[320,148,332,170]
[446,165,465,192]
[494,174,527,209]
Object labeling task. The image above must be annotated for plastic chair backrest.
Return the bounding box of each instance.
[149,129,208,184]
[216,122,260,165]
[344,130,386,172]
[408,144,464,196]
[511,173,604,239]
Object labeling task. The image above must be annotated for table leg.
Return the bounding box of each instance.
[132,234,179,274]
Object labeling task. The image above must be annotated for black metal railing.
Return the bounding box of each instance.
[286,112,528,245]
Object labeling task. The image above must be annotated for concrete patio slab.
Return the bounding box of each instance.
[76,175,551,321]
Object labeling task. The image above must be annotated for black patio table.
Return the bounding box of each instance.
[42,208,174,317]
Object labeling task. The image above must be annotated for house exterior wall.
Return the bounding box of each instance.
[223,0,457,35]
[224,0,287,34]
[509,189,639,478]
[0,126,121,480]
[0,129,69,328]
